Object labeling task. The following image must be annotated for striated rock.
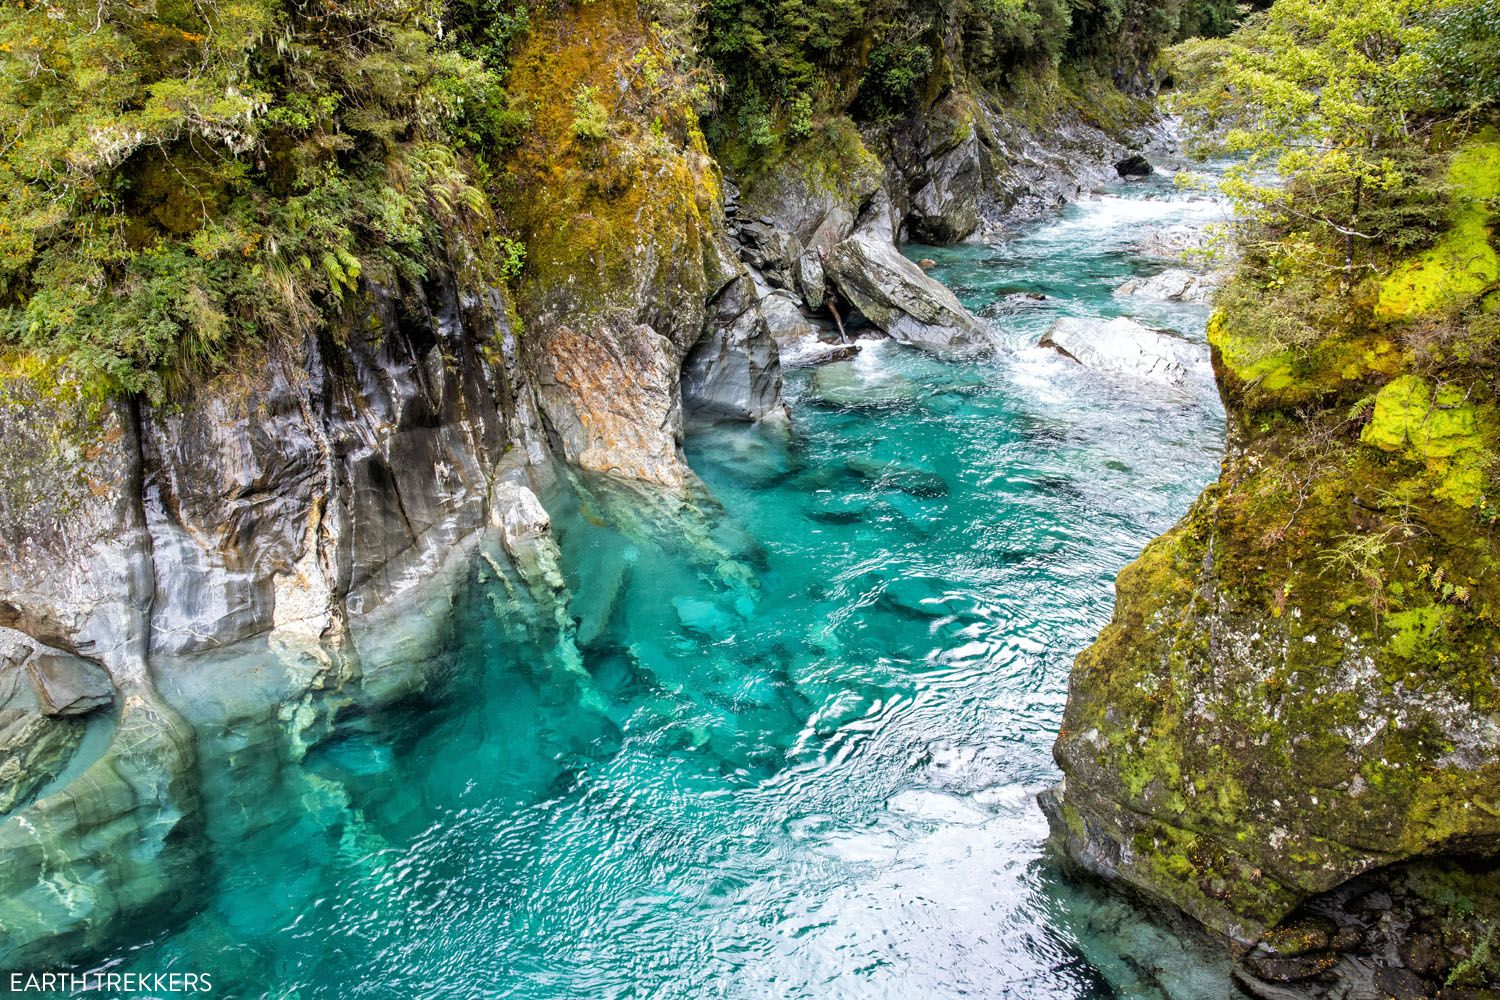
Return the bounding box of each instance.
[0,683,200,969]
[0,249,551,972]
[0,631,88,815]
[683,274,785,422]
[0,378,153,684]
[1039,316,1203,384]
[140,278,525,654]
[826,221,989,351]
[1114,268,1222,304]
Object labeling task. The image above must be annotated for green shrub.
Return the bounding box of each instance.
[571,85,611,141]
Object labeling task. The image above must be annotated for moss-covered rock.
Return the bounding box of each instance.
[1377,136,1500,322]
[1046,132,1500,990]
[499,0,780,487]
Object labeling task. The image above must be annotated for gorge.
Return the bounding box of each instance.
[1,0,1497,996]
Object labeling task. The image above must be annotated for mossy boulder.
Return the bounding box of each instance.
[1377,136,1500,322]
[1047,133,1500,983]
[500,0,780,487]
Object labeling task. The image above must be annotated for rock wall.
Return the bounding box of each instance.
[1043,134,1500,995]
[499,0,785,487]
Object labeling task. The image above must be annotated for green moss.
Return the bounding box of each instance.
[1360,374,1489,506]
[1384,604,1458,659]
[499,0,724,325]
[1377,137,1500,321]
[1208,310,1298,392]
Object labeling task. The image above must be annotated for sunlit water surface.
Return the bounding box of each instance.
[75,172,1236,998]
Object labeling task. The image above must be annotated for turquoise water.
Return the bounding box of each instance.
[65,175,1235,998]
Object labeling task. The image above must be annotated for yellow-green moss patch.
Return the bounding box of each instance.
[1360,375,1489,506]
[1376,138,1500,321]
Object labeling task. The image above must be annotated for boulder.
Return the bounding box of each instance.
[1134,224,1217,262]
[808,354,921,409]
[1115,154,1154,178]
[757,288,818,345]
[794,251,826,310]
[731,219,797,290]
[1039,316,1203,385]
[26,650,113,717]
[1114,268,1222,304]
[825,228,989,351]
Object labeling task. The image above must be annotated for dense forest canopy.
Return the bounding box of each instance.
[0,0,1494,397]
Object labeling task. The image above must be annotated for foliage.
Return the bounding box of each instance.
[1169,0,1499,276]
[572,85,611,140]
[701,0,1242,147]
[0,0,534,398]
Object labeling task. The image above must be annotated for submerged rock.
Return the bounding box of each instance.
[0,632,87,814]
[1039,316,1202,385]
[808,356,921,409]
[844,456,950,498]
[1114,268,1222,304]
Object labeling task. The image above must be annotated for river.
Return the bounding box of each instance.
[78,164,1237,999]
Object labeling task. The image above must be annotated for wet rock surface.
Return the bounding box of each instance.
[1114,267,1223,304]
[1040,316,1204,384]
[826,221,989,351]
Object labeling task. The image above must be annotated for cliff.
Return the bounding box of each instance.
[1045,133,1500,995]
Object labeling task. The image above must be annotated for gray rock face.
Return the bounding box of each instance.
[0,382,153,684]
[27,650,113,717]
[732,141,884,256]
[826,224,989,351]
[1040,316,1205,385]
[795,251,827,310]
[1114,268,1222,304]
[907,126,987,244]
[884,90,1128,241]
[757,289,819,345]
[141,278,528,655]
[682,274,786,422]
[0,273,553,968]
